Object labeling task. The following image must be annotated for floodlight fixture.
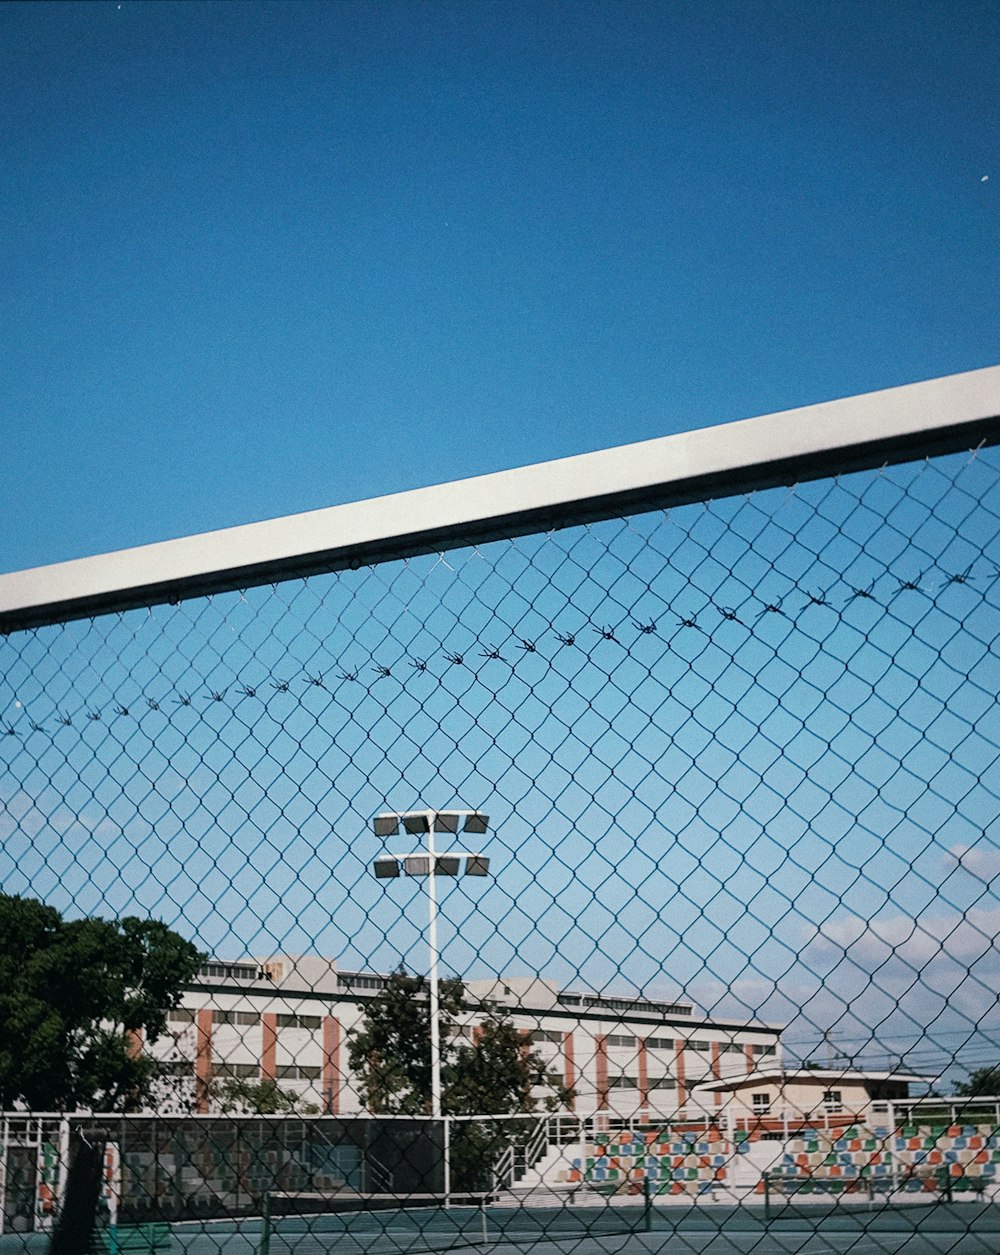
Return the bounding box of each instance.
[369,805,493,1132]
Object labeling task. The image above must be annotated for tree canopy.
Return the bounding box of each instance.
[211,1076,318,1115]
[954,1065,1000,1097]
[347,970,574,1189]
[0,893,203,1112]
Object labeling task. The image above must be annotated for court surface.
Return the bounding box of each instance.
[4,1202,1000,1255]
[170,1201,1000,1255]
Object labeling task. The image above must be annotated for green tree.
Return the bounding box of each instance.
[347,970,466,1114]
[954,1065,1000,1097]
[348,972,573,1190]
[0,894,203,1111]
[211,1076,318,1115]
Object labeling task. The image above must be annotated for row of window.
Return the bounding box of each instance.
[751,1090,842,1116]
[276,1014,323,1030]
[338,974,386,991]
[608,1076,679,1090]
[216,1010,261,1026]
[170,1009,323,1030]
[159,1061,325,1083]
[558,994,692,1017]
[169,1006,776,1058]
[199,963,268,981]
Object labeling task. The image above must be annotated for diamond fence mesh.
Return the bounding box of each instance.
[1,411,1000,1253]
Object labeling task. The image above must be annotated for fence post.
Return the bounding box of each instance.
[763,1172,771,1223]
[259,1192,270,1255]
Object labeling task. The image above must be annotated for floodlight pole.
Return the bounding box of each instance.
[425,809,444,1122]
[372,807,491,1206]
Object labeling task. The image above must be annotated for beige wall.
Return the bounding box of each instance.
[721,1077,872,1121]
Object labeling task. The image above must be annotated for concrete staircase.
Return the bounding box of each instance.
[491,1140,583,1207]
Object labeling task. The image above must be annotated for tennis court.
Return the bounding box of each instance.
[144,1201,1000,1255]
[4,1198,1000,1255]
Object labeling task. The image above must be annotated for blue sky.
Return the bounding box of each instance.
[1,0,997,573]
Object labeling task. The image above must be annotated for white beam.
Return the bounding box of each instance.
[1,365,998,630]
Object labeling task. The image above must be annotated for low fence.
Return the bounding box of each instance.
[0,1115,445,1232]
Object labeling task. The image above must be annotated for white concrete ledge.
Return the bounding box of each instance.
[2,365,998,631]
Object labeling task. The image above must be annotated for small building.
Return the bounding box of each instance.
[692,1067,935,1137]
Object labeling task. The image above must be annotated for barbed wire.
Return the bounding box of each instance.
[1,555,996,739]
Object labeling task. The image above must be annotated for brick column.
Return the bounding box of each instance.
[563,1031,576,1111]
[261,1013,277,1081]
[322,1016,340,1115]
[195,1009,213,1114]
[595,1035,609,1112]
[745,1043,755,1074]
[675,1040,686,1113]
[637,1038,649,1118]
[127,1028,144,1059]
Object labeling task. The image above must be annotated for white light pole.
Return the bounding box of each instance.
[371,809,490,1121]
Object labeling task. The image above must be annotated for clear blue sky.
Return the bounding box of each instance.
[1,0,996,573]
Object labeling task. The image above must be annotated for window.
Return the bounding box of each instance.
[608,1076,638,1089]
[215,1063,260,1079]
[214,1010,261,1027]
[276,1064,322,1081]
[579,995,691,1016]
[608,1034,635,1048]
[339,974,385,991]
[156,1060,194,1076]
[276,1014,322,1030]
[751,1092,771,1115]
[722,1043,744,1055]
[530,1029,564,1044]
[648,1076,677,1090]
[168,1008,195,1023]
[823,1090,843,1113]
[199,963,265,981]
[754,1043,777,1057]
[687,1040,709,1052]
[645,1036,674,1051]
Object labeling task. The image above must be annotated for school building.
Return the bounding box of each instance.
[145,954,782,1119]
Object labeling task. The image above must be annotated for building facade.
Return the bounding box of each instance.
[146,955,782,1121]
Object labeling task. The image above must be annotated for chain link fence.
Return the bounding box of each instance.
[1,372,999,1253]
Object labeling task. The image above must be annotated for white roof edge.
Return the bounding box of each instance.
[2,365,998,630]
[693,1068,938,1092]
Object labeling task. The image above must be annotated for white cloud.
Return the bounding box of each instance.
[947,842,1000,883]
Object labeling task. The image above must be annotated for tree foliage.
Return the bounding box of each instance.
[0,894,203,1112]
[348,970,574,1190]
[347,970,466,1115]
[211,1076,318,1115]
[954,1065,1000,1097]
